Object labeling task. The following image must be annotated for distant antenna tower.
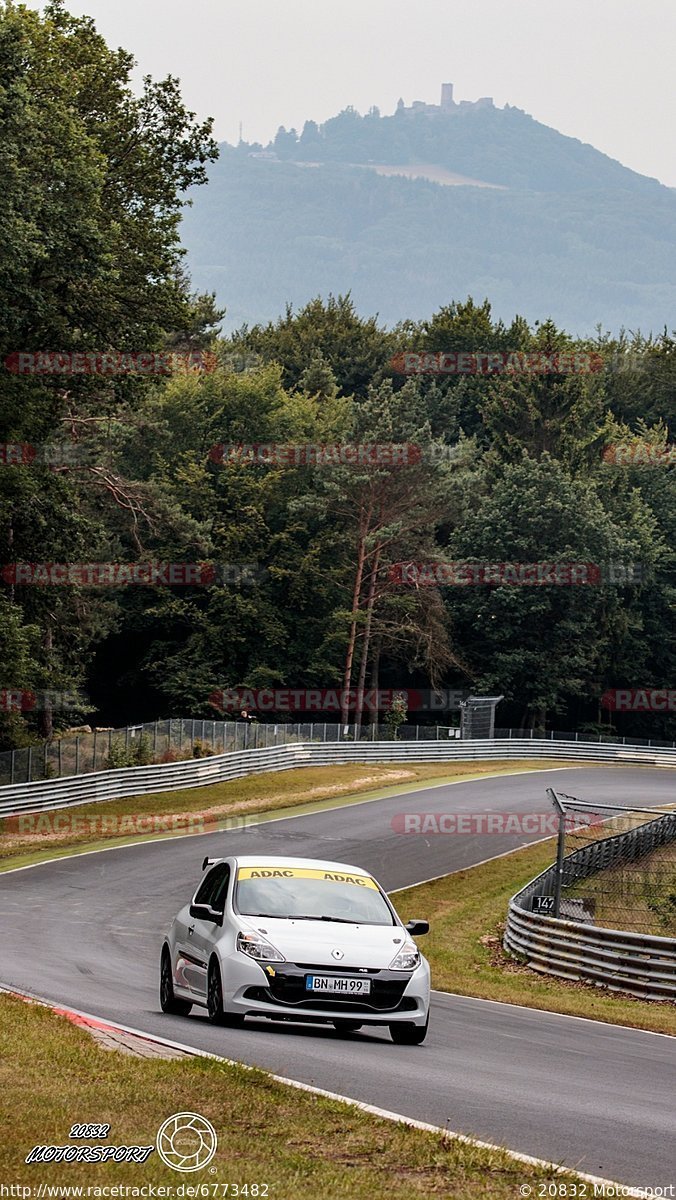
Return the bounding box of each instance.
[238,120,243,144]
[440,82,454,111]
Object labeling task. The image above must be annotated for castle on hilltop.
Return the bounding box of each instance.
[396,83,494,116]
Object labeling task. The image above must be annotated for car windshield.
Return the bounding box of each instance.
[235,865,395,926]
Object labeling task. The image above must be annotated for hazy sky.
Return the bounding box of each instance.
[61,0,675,187]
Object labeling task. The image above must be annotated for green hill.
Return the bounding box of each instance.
[180,102,676,334]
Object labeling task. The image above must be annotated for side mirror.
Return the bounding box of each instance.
[190,903,222,925]
[405,919,429,936]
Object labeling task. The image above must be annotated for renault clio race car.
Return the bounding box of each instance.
[160,855,431,1043]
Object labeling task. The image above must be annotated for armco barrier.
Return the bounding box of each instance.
[504,814,676,1000]
[0,737,674,818]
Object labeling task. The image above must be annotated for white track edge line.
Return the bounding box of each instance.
[0,985,652,1199]
[429,989,676,1041]
[0,764,583,877]
[4,769,674,1042]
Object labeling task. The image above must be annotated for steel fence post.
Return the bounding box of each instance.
[546,787,567,919]
[553,808,567,918]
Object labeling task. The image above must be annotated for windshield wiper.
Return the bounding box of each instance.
[243,912,367,924]
[288,914,360,924]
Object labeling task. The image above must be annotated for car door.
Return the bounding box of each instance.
[178,863,230,997]
[187,863,232,1001]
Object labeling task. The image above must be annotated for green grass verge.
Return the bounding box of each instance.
[0,994,588,1196]
[0,759,575,871]
[394,839,676,1036]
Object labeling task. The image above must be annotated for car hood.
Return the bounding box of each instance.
[238,915,410,969]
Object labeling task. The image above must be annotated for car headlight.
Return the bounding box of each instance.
[390,943,421,971]
[237,931,286,962]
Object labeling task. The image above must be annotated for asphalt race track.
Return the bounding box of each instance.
[0,766,674,1188]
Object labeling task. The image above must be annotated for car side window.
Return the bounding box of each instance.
[194,864,229,908]
[210,865,231,913]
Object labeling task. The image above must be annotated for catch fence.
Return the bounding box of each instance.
[505,790,676,997]
[2,718,675,785]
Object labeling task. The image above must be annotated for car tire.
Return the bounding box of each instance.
[160,947,192,1016]
[207,957,245,1027]
[389,1017,429,1045]
[332,1020,362,1034]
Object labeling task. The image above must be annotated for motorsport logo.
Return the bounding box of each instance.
[156,1113,218,1172]
[24,1113,218,1171]
[25,1121,153,1165]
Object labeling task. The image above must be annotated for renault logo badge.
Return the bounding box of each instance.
[331,948,344,960]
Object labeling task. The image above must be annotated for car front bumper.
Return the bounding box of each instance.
[222,954,430,1026]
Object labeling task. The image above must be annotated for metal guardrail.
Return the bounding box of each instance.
[0,720,465,785]
[504,810,676,1000]
[4,732,675,997]
[1,737,675,818]
[4,718,675,786]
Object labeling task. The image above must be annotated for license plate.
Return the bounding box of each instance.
[305,974,371,995]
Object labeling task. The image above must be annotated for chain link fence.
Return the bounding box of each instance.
[495,728,676,747]
[552,792,676,936]
[2,719,675,788]
[0,718,465,786]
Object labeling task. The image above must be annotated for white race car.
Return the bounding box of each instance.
[160,854,431,1044]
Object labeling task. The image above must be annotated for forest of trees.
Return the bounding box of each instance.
[1,2,674,750]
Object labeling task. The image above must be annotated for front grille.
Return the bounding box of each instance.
[295,963,379,973]
[243,986,417,1014]
[244,963,413,1013]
